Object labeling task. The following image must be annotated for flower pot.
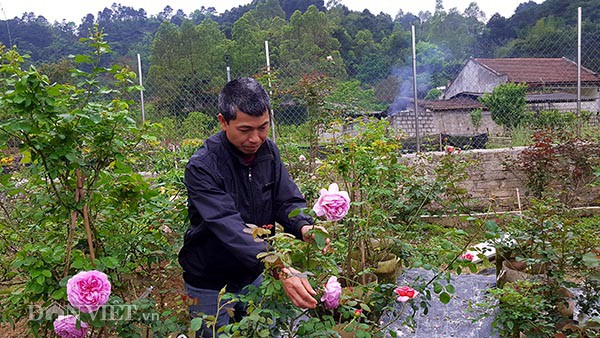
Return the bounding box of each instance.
[496,259,547,288]
[350,251,402,283]
[373,253,402,282]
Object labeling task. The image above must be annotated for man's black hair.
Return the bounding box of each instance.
[218,77,271,122]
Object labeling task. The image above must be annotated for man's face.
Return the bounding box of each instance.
[218,110,270,155]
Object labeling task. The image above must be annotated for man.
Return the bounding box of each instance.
[179,77,321,337]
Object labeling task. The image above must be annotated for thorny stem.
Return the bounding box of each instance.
[374,301,408,334]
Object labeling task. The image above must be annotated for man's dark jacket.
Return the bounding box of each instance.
[179,131,312,292]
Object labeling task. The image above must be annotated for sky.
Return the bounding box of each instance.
[0,0,544,24]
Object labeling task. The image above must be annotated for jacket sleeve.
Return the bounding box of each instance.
[185,160,266,272]
[271,146,314,239]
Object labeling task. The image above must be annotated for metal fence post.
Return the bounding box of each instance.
[137,53,145,123]
[265,40,276,143]
[411,25,420,152]
[577,7,582,138]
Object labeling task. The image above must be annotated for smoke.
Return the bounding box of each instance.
[388,65,433,115]
[387,41,451,115]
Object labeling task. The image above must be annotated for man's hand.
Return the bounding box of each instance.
[301,225,331,253]
[280,267,318,309]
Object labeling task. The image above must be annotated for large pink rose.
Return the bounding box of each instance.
[67,270,111,313]
[312,183,350,221]
[320,276,342,309]
[53,315,88,338]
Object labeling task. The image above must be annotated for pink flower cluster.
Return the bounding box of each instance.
[320,276,342,309]
[312,183,350,221]
[53,315,88,338]
[394,286,419,303]
[54,270,112,338]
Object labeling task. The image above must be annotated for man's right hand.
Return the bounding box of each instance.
[280,267,318,309]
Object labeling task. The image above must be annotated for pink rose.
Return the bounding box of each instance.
[460,252,474,261]
[321,276,342,309]
[312,183,350,221]
[67,270,111,313]
[53,315,88,338]
[298,154,306,162]
[394,286,419,303]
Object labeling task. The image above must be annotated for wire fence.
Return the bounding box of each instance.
[133,11,600,151]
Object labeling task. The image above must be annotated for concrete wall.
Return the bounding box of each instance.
[433,110,503,136]
[402,147,600,211]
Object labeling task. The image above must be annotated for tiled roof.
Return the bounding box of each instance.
[474,57,600,85]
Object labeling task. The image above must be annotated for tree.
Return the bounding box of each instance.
[464,2,486,22]
[422,6,484,61]
[497,16,575,59]
[148,19,230,116]
[278,5,346,80]
[475,13,515,57]
[479,83,528,131]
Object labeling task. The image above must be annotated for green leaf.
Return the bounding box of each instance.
[446,284,455,294]
[288,208,301,218]
[59,113,75,123]
[51,289,66,300]
[313,229,327,250]
[582,252,599,268]
[100,256,120,269]
[439,292,451,304]
[190,317,203,331]
[485,220,499,232]
[433,283,442,294]
[74,54,93,64]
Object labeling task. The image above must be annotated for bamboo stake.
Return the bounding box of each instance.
[64,170,83,277]
[78,171,96,267]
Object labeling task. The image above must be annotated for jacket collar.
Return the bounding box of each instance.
[218,131,273,166]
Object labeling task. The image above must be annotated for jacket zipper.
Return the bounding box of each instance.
[248,166,255,223]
